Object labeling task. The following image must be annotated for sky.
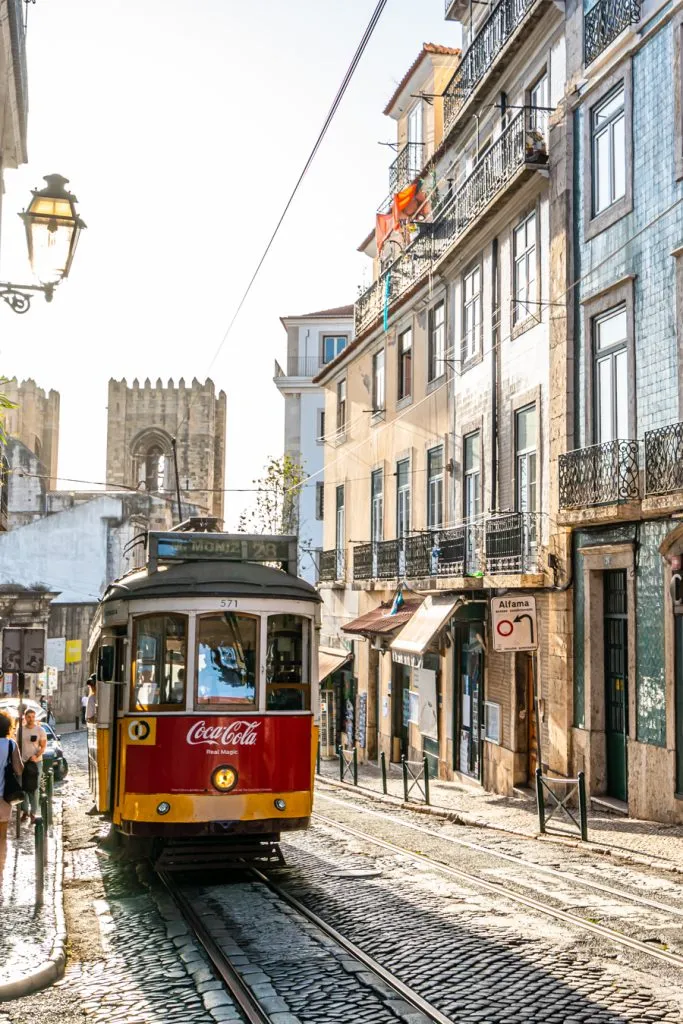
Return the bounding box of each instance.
[1,0,460,528]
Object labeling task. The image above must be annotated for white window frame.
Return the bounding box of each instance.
[428,300,445,383]
[513,212,537,326]
[462,265,482,363]
[427,446,444,530]
[372,350,386,414]
[592,85,626,217]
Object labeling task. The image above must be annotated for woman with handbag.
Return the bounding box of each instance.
[0,710,24,841]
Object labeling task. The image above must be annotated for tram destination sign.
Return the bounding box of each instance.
[148,532,297,573]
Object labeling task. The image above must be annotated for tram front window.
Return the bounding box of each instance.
[197,613,257,706]
[132,615,187,709]
[266,614,310,711]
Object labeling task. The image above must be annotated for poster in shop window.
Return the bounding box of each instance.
[356,692,367,750]
[415,667,438,740]
[408,690,419,725]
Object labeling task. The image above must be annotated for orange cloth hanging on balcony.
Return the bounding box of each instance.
[375,210,397,254]
[392,179,431,223]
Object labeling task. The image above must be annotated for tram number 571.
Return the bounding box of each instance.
[219,599,238,610]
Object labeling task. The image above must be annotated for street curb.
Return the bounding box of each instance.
[0,804,67,1003]
[315,774,683,875]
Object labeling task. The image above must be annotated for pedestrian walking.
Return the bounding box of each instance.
[19,707,46,824]
[86,676,97,724]
[0,710,23,841]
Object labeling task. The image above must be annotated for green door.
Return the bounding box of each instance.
[675,615,683,794]
[604,570,628,801]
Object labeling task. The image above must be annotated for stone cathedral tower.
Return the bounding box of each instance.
[106,378,227,523]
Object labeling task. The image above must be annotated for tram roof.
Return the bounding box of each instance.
[101,559,322,604]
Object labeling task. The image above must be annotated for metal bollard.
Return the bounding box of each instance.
[380,751,387,795]
[45,769,54,828]
[34,818,45,907]
[39,795,48,865]
[535,767,546,834]
[75,715,80,732]
[338,745,344,782]
[423,755,430,806]
[401,756,409,803]
[316,739,321,776]
[578,770,588,842]
[352,746,358,787]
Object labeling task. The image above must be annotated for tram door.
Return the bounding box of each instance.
[604,570,628,801]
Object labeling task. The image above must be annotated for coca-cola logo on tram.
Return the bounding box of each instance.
[186,720,261,748]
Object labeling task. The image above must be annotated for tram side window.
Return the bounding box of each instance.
[132,615,187,709]
[196,613,257,706]
[266,615,310,711]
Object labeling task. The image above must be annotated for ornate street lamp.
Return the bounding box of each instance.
[0,174,86,314]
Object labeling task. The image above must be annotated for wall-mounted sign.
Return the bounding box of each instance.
[46,637,66,672]
[66,640,82,664]
[2,628,46,673]
[491,595,538,652]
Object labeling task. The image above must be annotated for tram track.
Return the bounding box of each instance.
[157,865,458,1024]
[311,803,683,970]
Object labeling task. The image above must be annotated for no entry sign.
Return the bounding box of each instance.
[490,596,538,652]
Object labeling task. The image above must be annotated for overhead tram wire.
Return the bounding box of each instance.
[172,0,392,441]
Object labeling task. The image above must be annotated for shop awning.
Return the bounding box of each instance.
[318,646,352,683]
[389,595,463,658]
[341,598,423,638]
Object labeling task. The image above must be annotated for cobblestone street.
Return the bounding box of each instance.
[4,734,683,1023]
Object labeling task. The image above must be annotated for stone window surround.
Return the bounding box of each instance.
[510,202,542,340]
[457,414,485,520]
[580,274,636,444]
[508,385,543,518]
[577,542,637,794]
[427,291,448,392]
[396,318,414,409]
[583,59,633,242]
[461,253,484,372]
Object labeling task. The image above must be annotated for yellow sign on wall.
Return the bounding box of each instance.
[65,640,82,664]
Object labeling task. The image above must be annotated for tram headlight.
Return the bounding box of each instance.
[156,801,171,815]
[274,798,286,811]
[212,765,238,792]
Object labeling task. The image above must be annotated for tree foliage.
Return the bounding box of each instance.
[237,454,304,536]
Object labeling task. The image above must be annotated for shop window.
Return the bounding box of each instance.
[196,613,258,706]
[132,614,187,709]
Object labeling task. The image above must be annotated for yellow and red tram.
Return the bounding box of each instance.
[87,526,320,854]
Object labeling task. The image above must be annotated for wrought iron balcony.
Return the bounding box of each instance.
[644,422,683,496]
[354,109,546,337]
[584,0,640,66]
[485,512,539,574]
[353,543,374,581]
[558,440,640,510]
[443,0,540,134]
[389,143,425,194]
[320,548,345,582]
[376,539,400,579]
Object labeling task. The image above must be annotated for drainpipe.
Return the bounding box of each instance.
[491,237,499,511]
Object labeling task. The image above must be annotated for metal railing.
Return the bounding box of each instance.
[444,0,540,133]
[402,755,431,805]
[536,769,588,841]
[320,548,345,582]
[584,0,640,66]
[355,109,546,336]
[389,142,425,194]
[285,355,324,377]
[339,745,358,786]
[485,512,539,574]
[353,542,374,580]
[558,439,640,509]
[644,421,683,496]
[376,538,400,579]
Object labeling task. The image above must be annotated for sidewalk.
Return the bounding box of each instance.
[317,755,683,872]
[0,801,66,1000]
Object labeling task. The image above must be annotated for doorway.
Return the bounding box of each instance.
[455,624,483,780]
[604,569,628,801]
[515,652,537,783]
[675,614,683,795]
[391,662,411,761]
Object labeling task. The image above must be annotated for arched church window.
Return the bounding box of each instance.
[145,446,167,493]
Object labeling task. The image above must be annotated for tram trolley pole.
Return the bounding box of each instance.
[34,818,45,907]
[423,755,430,806]
[535,767,546,833]
[380,751,388,794]
[401,756,409,803]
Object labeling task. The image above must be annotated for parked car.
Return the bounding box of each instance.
[42,723,68,781]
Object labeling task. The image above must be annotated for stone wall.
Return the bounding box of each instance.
[3,378,60,489]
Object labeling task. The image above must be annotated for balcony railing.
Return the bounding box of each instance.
[584,0,640,66]
[320,548,345,582]
[443,0,540,134]
[644,422,683,497]
[354,108,546,336]
[352,513,540,581]
[389,143,425,195]
[558,440,640,510]
[284,356,324,377]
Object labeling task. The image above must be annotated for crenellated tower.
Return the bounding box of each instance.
[3,378,60,489]
[106,377,226,523]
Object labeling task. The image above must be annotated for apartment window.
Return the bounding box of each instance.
[372,350,385,414]
[594,306,628,442]
[336,379,347,435]
[371,469,384,544]
[528,71,549,135]
[323,335,347,364]
[592,86,625,216]
[396,459,411,538]
[398,328,412,401]
[513,212,537,325]
[407,102,423,177]
[335,485,345,551]
[428,301,445,382]
[462,265,482,362]
[463,432,481,521]
[315,481,324,521]
[427,447,444,529]
[316,408,325,445]
[515,405,537,516]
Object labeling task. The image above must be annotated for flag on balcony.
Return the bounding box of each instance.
[389,584,405,616]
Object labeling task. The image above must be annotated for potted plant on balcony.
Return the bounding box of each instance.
[525,125,548,164]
